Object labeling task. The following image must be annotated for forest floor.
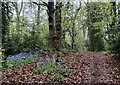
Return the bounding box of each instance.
[2,52,120,84]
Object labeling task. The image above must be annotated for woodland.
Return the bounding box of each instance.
[0,0,120,84]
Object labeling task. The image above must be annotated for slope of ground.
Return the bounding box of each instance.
[2,52,120,84]
[63,52,120,84]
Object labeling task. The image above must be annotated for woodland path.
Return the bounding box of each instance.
[63,52,120,84]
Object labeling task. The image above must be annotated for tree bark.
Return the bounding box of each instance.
[87,2,94,51]
[55,2,62,51]
[110,2,116,28]
[118,3,120,26]
[48,0,56,52]
[12,2,23,32]
[71,4,81,50]
[0,1,2,55]
[37,5,40,26]
[108,2,116,40]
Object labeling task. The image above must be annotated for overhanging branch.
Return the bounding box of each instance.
[29,0,48,7]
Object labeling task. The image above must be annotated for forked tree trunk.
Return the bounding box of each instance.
[47,0,63,60]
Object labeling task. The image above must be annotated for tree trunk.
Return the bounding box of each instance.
[37,5,40,26]
[71,2,81,50]
[1,2,10,69]
[48,0,56,53]
[110,2,116,28]
[87,2,104,51]
[55,2,62,51]
[0,1,2,55]
[118,3,120,26]
[13,2,23,32]
[108,2,116,40]
[87,2,94,51]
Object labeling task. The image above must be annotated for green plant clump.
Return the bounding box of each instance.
[34,61,70,82]
[34,61,70,76]
[50,73,64,83]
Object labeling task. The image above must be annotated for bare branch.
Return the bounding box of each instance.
[40,0,48,6]
[19,1,23,14]
[29,0,48,7]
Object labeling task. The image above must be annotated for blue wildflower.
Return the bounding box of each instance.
[46,57,53,62]
[7,55,16,60]
[36,61,44,65]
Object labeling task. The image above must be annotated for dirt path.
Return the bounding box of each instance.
[64,52,120,84]
[90,53,111,83]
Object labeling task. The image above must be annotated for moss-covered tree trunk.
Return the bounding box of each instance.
[87,2,94,51]
[47,0,63,60]
[48,0,56,57]
[2,2,10,69]
[55,2,62,52]
[118,3,120,25]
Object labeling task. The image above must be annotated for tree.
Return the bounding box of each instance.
[47,0,56,53]
[61,1,82,51]
[70,2,81,50]
[2,2,11,68]
[55,2,62,51]
[87,2,104,51]
[12,1,23,32]
[109,2,120,56]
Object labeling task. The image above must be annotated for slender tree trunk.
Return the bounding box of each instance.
[16,9,20,31]
[71,28,75,50]
[118,3,120,26]
[37,5,40,26]
[87,2,94,51]
[108,2,116,40]
[71,2,81,50]
[13,2,23,32]
[110,2,116,28]
[0,1,2,55]
[0,3,2,80]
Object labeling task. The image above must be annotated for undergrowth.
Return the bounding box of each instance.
[34,61,70,82]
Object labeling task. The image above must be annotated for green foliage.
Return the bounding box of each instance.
[87,2,105,52]
[2,1,120,58]
[50,73,64,83]
[34,61,70,76]
[34,61,55,74]
[109,30,120,56]
[34,61,70,82]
